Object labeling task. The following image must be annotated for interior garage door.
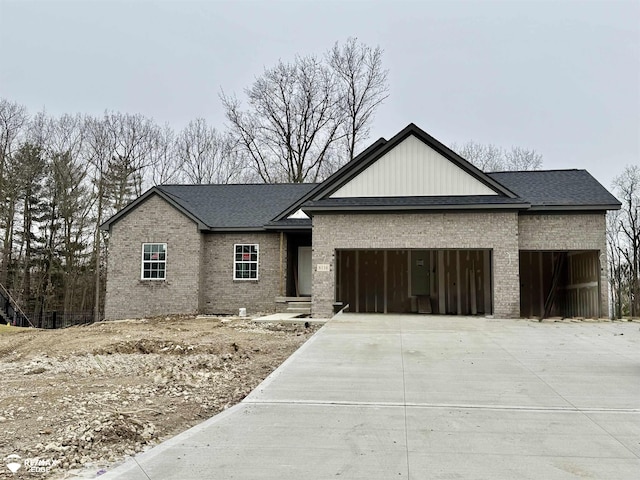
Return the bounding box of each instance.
[336,249,492,315]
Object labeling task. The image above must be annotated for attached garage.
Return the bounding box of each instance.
[336,249,492,315]
[270,124,620,319]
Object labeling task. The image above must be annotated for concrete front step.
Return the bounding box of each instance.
[275,296,312,314]
[275,296,312,303]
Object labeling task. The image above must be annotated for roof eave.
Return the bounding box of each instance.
[302,203,531,214]
[202,226,268,233]
[526,204,622,212]
[265,225,313,233]
[264,224,313,232]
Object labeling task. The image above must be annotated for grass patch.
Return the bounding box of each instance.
[0,324,27,335]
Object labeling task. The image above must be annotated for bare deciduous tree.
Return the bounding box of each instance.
[101,112,161,209]
[84,115,112,323]
[46,115,92,314]
[0,99,28,179]
[451,141,543,172]
[0,100,29,285]
[451,141,505,172]
[175,119,244,184]
[611,165,640,317]
[222,56,340,183]
[149,124,180,186]
[222,39,388,183]
[329,37,389,162]
[504,146,543,171]
[607,210,625,318]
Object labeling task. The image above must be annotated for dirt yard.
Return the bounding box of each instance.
[0,316,319,479]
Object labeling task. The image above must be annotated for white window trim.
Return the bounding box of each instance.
[141,243,167,281]
[234,243,259,281]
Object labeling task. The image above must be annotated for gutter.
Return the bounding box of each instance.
[302,203,531,213]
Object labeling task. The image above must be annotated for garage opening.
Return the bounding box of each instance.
[519,251,601,319]
[335,249,492,315]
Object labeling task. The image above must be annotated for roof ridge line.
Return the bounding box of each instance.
[159,182,321,187]
[489,169,585,174]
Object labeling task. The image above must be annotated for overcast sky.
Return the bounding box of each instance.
[0,0,638,189]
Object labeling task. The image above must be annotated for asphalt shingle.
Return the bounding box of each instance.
[141,170,619,230]
[488,170,620,207]
[157,184,317,229]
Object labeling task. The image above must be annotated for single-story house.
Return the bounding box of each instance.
[101,123,621,320]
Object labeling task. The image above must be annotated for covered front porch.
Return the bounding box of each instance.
[274,231,312,315]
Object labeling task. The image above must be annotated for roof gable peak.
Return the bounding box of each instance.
[312,123,517,201]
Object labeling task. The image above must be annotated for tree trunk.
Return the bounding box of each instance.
[93,174,103,322]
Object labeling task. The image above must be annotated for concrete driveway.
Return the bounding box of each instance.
[101,314,640,479]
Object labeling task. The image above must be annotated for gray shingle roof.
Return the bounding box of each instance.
[157,184,317,229]
[488,170,620,209]
[101,169,619,232]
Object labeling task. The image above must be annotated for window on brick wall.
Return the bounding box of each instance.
[141,243,167,280]
[234,244,259,280]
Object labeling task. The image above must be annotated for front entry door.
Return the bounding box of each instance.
[298,246,312,296]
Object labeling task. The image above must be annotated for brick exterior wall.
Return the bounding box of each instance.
[518,212,609,316]
[518,213,606,250]
[104,194,201,320]
[200,232,285,315]
[311,212,521,318]
[105,194,610,320]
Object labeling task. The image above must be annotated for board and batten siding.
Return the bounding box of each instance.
[330,135,498,198]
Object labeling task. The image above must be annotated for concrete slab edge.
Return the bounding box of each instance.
[98,321,329,479]
[242,323,328,400]
[252,317,329,325]
[97,401,246,479]
[242,399,640,413]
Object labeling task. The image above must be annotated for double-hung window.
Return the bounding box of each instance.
[141,243,166,280]
[234,244,258,280]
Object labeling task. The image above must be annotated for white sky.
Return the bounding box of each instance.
[0,0,638,189]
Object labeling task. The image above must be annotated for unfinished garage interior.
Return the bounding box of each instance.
[293,125,621,319]
[336,249,492,315]
[519,250,602,319]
